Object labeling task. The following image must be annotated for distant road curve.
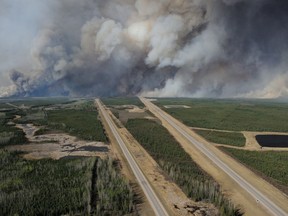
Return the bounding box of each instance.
[96,99,169,216]
[140,97,287,216]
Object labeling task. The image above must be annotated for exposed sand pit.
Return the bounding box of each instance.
[112,105,145,113]
[111,105,153,124]
[7,123,109,160]
[128,107,145,113]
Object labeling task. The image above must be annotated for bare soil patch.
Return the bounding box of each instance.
[191,127,288,151]
[6,123,109,160]
[111,105,155,124]
[243,131,288,151]
[164,105,191,109]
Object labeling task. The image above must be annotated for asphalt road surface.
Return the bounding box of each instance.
[96,99,169,216]
[140,97,287,216]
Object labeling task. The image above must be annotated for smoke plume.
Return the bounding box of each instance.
[1,0,288,98]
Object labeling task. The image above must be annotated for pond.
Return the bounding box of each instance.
[77,146,109,152]
[256,135,288,148]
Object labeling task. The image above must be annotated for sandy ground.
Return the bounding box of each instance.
[164,105,191,109]
[6,124,109,160]
[102,105,218,216]
[127,106,146,113]
[243,131,288,151]
[143,99,288,216]
[124,106,158,121]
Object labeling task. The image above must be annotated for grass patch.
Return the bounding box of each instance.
[155,98,288,132]
[126,119,242,216]
[220,147,288,194]
[102,97,144,108]
[194,130,246,147]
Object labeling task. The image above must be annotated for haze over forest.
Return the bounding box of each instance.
[1,0,288,98]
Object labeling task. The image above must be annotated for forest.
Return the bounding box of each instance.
[0,99,138,215]
[102,97,144,108]
[0,151,136,215]
[126,118,242,216]
[220,147,288,195]
[45,109,107,142]
[0,109,27,147]
[155,98,288,132]
[1,100,108,143]
[194,130,246,147]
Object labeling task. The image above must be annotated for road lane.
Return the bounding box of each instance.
[96,99,169,216]
[140,97,287,216]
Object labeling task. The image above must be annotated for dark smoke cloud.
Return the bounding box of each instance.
[1,0,288,98]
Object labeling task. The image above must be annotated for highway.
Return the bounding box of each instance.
[95,99,169,216]
[140,97,288,216]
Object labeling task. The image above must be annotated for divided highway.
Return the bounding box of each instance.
[140,97,288,216]
[95,99,169,216]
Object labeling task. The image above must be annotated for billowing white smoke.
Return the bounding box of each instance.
[1,0,288,98]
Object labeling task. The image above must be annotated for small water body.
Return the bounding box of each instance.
[78,146,109,152]
[256,135,288,148]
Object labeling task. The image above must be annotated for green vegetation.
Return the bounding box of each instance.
[0,98,138,215]
[220,147,288,193]
[46,109,107,142]
[0,151,93,215]
[0,98,72,108]
[0,151,136,216]
[91,158,136,215]
[0,130,27,147]
[126,119,241,215]
[14,110,46,125]
[194,130,246,147]
[111,110,120,119]
[0,104,13,109]
[102,97,144,108]
[1,99,108,146]
[40,101,107,142]
[34,128,51,136]
[0,111,27,147]
[103,97,151,124]
[20,100,108,142]
[155,98,288,132]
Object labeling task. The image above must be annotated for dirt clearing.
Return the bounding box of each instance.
[6,123,109,160]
